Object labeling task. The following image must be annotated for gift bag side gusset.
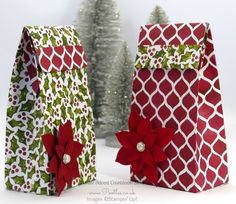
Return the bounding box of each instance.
[5,28,47,194]
[130,23,228,192]
[195,26,228,191]
[5,26,96,195]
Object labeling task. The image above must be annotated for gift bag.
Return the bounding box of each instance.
[5,26,96,195]
[130,23,228,192]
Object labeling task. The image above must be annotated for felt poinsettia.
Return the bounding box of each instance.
[115,109,174,185]
[42,120,83,196]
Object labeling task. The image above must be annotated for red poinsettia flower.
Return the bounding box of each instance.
[42,120,83,196]
[115,109,174,185]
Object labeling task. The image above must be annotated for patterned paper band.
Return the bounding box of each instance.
[37,45,87,72]
[24,26,87,73]
[135,44,203,69]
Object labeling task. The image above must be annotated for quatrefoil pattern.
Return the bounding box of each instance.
[131,23,228,192]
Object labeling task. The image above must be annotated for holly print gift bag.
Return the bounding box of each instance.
[5,26,96,195]
[116,23,228,193]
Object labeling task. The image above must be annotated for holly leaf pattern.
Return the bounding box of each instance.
[135,44,202,69]
[5,26,96,195]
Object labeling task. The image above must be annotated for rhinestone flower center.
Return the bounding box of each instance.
[136,142,145,152]
[62,154,71,164]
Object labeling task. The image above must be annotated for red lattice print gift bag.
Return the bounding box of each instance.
[116,23,229,193]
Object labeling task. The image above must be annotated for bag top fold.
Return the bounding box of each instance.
[23,25,87,73]
[135,22,209,70]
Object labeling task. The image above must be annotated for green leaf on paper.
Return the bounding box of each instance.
[138,46,147,54]
[29,139,39,151]
[13,175,25,185]
[19,157,27,173]
[40,187,48,195]
[67,106,73,119]
[62,28,71,36]
[42,34,48,45]
[50,36,57,46]
[144,58,151,68]
[177,45,186,55]
[135,61,142,69]
[81,133,86,145]
[73,36,79,45]
[16,58,24,73]
[51,27,59,36]
[16,48,23,58]
[79,158,85,169]
[20,100,34,112]
[10,136,19,153]
[38,154,44,167]
[154,49,165,58]
[8,119,24,128]
[43,79,49,91]
[181,52,192,62]
[6,127,14,137]
[31,32,41,41]
[16,130,26,144]
[87,131,92,142]
[79,175,84,185]
[85,151,90,165]
[91,144,96,156]
[7,106,19,118]
[11,74,22,84]
[86,175,91,183]
[62,35,68,45]
[79,85,87,96]
[5,156,17,165]
[27,118,35,132]
[5,178,13,190]
[30,180,40,192]
[40,171,49,183]
[28,166,35,179]
[90,166,96,174]
[81,116,87,130]
[167,46,175,56]
[18,86,28,102]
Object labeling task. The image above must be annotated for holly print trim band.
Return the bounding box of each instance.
[135,44,203,69]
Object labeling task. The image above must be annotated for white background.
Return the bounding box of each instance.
[0,0,235,203]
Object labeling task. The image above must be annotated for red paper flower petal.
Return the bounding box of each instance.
[55,145,65,159]
[143,133,156,149]
[72,141,84,158]
[143,165,158,185]
[68,159,80,178]
[151,145,167,163]
[58,120,73,146]
[65,139,74,156]
[155,128,175,148]
[116,131,140,148]
[58,163,73,187]
[48,154,60,174]
[142,150,154,166]
[116,147,140,165]
[128,109,142,132]
[42,133,57,157]
[56,176,66,196]
[131,157,144,174]
[137,118,152,139]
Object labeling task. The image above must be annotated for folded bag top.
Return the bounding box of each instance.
[22,26,87,94]
[135,23,209,69]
